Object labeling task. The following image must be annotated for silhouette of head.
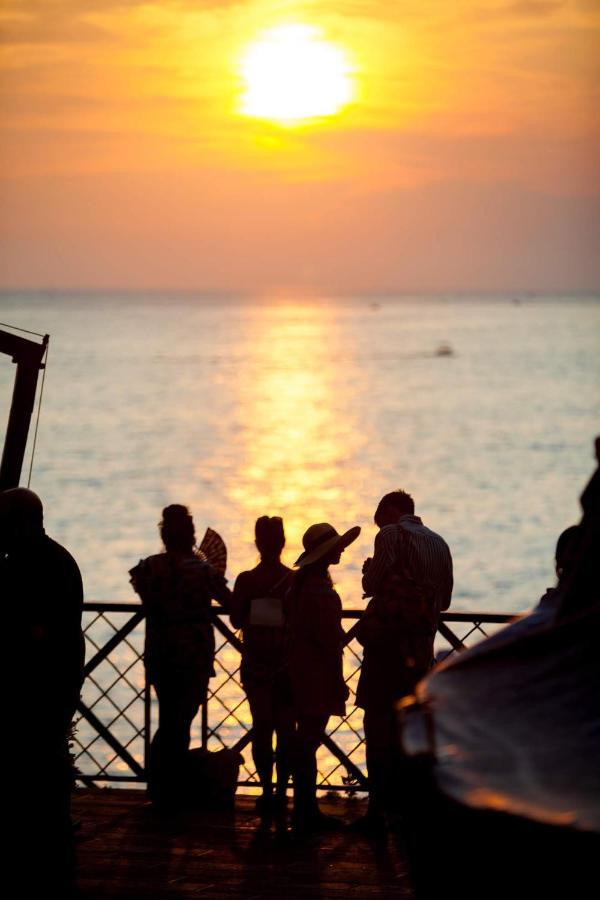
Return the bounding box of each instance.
[555,525,580,580]
[0,487,44,551]
[255,516,285,560]
[374,490,415,528]
[160,504,195,553]
[295,522,361,569]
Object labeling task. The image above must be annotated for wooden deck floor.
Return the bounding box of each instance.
[73,789,414,899]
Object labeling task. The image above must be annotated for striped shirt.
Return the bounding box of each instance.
[362,515,453,615]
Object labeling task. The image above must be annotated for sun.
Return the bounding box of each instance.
[239,24,353,125]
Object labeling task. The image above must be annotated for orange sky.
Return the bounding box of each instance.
[1,0,599,292]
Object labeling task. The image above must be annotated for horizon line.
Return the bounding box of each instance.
[1,286,599,299]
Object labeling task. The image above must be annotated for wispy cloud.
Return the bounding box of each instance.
[0,0,598,289]
[509,1,564,16]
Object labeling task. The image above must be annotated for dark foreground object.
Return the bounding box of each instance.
[73,788,413,899]
[403,760,600,900]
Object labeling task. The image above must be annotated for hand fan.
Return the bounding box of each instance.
[198,527,227,576]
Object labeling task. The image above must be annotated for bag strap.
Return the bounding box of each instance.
[265,572,291,598]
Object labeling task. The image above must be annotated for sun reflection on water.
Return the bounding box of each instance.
[220,303,373,578]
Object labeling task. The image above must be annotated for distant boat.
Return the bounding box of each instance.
[369,301,381,311]
[435,342,454,357]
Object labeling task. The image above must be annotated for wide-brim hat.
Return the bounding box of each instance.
[294,522,361,568]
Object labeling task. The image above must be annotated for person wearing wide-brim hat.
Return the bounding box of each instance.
[287,521,360,832]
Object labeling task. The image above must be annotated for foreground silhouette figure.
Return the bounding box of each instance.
[231,516,294,817]
[130,504,231,809]
[1,487,84,894]
[356,489,453,831]
[401,440,600,899]
[287,521,360,832]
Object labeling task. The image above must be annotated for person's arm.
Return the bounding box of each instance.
[230,573,248,630]
[129,557,160,612]
[49,552,85,730]
[316,589,349,701]
[315,588,344,648]
[68,558,85,705]
[207,565,233,612]
[355,596,387,647]
[129,560,147,602]
[440,545,453,612]
[362,526,397,597]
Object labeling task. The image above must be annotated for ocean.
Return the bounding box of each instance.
[2,291,599,781]
[2,291,598,613]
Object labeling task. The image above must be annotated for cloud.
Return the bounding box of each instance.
[508,1,564,16]
[0,93,106,117]
[0,0,242,46]
[310,125,600,194]
[0,16,110,45]
[0,168,598,291]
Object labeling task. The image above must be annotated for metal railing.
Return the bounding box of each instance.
[74,603,514,791]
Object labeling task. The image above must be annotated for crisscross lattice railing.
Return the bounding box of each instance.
[75,604,149,784]
[73,604,513,789]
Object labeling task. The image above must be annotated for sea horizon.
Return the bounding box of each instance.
[1,288,599,303]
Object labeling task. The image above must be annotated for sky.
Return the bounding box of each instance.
[0,0,599,294]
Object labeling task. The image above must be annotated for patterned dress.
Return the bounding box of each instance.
[130,552,230,697]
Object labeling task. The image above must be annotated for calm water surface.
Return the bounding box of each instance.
[2,292,598,613]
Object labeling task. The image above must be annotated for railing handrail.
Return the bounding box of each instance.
[82,600,516,623]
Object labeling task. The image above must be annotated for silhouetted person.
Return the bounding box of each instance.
[356,490,452,831]
[536,524,581,616]
[230,516,294,818]
[1,487,84,894]
[287,522,360,832]
[464,525,583,656]
[130,504,231,809]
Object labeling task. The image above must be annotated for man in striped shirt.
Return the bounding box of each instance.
[355,489,453,831]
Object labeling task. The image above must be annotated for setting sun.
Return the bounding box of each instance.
[239,24,353,125]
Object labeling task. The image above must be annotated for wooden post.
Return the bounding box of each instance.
[0,331,48,490]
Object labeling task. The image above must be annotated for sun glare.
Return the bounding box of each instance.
[239,24,353,125]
